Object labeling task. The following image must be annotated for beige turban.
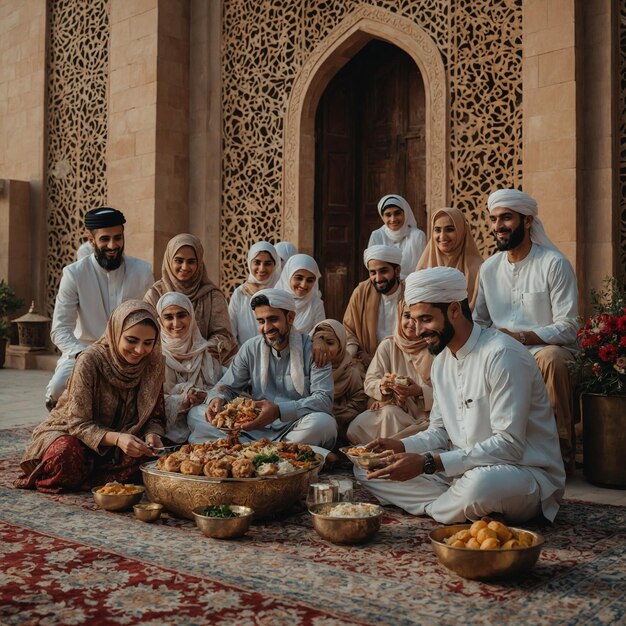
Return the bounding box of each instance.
[487,189,558,252]
[253,288,296,312]
[404,267,468,306]
[363,244,402,268]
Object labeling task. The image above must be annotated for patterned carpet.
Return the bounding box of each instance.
[1,426,625,626]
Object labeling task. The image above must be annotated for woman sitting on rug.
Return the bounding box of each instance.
[347,299,433,445]
[311,319,368,444]
[145,233,237,366]
[15,300,165,493]
[157,292,222,443]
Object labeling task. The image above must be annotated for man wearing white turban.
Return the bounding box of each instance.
[474,189,579,471]
[343,245,405,368]
[187,288,337,449]
[355,267,565,525]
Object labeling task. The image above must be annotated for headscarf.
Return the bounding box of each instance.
[377,195,418,243]
[416,207,483,309]
[275,241,297,264]
[363,244,403,268]
[276,254,324,332]
[487,189,559,252]
[156,292,219,388]
[405,268,468,306]
[242,241,282,296]
[392,298,433,385]
[311,319,362,398]
[254,288,304,396]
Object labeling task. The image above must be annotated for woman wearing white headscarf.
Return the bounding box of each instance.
[157,292,222,443]
[275,241,297,265]
[228,241,282,345]
[368,194,427,279]
[276,254,325,333]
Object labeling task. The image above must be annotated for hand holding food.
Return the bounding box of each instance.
[116,433,156,458]
[366,452,423,481]
[205,397,225,422]
[212,397,260,429]
[365,437,405,454]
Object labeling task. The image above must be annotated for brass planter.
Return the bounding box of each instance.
[581,393,626,489]
[141,461,318,519]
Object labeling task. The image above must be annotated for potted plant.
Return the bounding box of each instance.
[570,276,626,488]
[0,279,24,368]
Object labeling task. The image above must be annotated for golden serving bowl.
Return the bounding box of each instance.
[192,504,254,539]
[133,502,163,522]
[91,486,145,512]
[308,502,383,544]
[141,460,320,520]
[429,524,544,581]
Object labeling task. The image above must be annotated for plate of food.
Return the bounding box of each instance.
[339,445,394,470]
[213,397,259,430]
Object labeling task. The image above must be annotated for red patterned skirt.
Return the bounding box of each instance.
[14,435,151,493]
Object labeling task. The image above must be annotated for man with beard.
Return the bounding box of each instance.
[342,245,404,368]
[355,267,565,524]
[187,288,336,449]
[474,189,579,471]
[45,207,154,408]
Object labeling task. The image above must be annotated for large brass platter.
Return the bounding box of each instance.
[141,460,319,520]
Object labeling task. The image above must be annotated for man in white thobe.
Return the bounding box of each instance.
[474,189,579,470]
[188,288,337,450]
[357,267,565,524]
[342,245,405,368]
[45,207,154,407]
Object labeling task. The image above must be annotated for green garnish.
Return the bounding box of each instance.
[296,450,317,463]
[199,505,240,518]
[252,452,280,468]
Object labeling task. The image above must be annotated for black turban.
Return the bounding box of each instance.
[84,207,126,230]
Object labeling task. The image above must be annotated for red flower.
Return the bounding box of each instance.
[620,336,626,348]
[580,332,601,349]
[617,316,626,332]
[599,316,618,334]
[598,345,617,362]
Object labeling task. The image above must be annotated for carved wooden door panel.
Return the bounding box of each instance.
[315,40,426,321]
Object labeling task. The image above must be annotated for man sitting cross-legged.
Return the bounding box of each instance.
[356,267,565,525]
[187,288,337,450]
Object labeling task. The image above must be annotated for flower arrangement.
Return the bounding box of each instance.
[571,277,626,395]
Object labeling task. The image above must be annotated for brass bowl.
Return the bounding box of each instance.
[429,524,544,581]
[192,505,254,539]
[141,460,319,520]
[91,486,145,512]
[309,502,383,544]
[133,502,163,522]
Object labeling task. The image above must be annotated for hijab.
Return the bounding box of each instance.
[275,241,297,264]
[377,194,418,243]
[416,207,483,309]
[242,241,282,296]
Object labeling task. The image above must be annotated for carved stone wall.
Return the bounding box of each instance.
[221,0,523,294]
[620,0,626,275]
[45,0,110,315]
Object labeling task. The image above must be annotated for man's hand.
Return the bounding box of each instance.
[311,338,331,368]
[366,452,425,481]
[239,400,280,430]
[116,433,155,458]
[205,397,225,423]
[364,437,405,454]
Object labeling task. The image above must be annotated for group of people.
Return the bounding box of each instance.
[17,189,576,526]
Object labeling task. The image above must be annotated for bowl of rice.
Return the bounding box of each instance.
[308,502,383,544]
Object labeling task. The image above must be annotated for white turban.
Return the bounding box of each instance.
[404,267,468,306]
[363,244,402,268]
[487,189,558,252]
[253,288,296,312]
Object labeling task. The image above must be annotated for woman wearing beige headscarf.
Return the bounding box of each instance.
[16,300,166,493]
[416,207,484,310]
[347,299,433,444]
[311,319,368,443]
[145,233,237,365]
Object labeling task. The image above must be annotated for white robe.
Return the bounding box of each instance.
[376,288,401,343]
[227,285,259,346]
[358,324,566,524]
[368,226,426,279]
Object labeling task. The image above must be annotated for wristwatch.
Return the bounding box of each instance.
[423,452,436,475]
[518,332,527,345]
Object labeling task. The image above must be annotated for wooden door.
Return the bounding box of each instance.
[315,40,426,321]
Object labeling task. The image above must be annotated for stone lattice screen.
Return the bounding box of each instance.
[45,0,109,316]
[220,0,523,294]
[620,0,626,275]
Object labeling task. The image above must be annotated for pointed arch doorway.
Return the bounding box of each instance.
[314,39,427,321]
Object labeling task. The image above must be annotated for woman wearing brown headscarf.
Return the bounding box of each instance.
[347,299,433,444]
[145,234,237,365]
[416,207,484,309]
[16,300,166,493]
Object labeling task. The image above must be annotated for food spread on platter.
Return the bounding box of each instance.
[213,396,260,429]
[95,482,143,495]
[197,504,241,518]
[154,438,319,479]
[444,517,536,550]
[384,372,409,386]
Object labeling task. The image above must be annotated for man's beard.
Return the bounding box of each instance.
[494,217,526,251]
[373,276,398,295]
[94,245,124,271]
[263,325,290,349]
[421,315,455,355]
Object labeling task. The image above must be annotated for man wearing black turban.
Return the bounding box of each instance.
[45,207,154,409]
